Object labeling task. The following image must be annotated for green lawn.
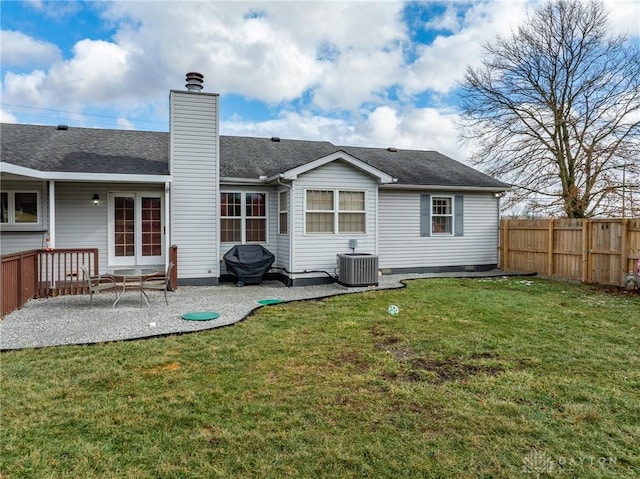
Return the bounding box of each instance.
[1,277,639,478]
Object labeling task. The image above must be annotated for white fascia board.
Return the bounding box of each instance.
[280,151,396,184]
[380,183,513,192]
[0,162,171,183]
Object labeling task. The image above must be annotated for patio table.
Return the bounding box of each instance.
[109,268,158,307]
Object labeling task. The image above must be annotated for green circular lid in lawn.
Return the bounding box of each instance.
[257,299,284,305]
[182,311,220,321]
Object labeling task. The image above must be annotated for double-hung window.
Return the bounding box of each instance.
[1,191,39,225]
[431,197,453,234]
[221,192,267,243]
[305,189,366,234]
[420,194,464,237]
[306,190,335,233]
[338,191,366,233]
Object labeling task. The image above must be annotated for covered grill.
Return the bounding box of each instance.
[223,244,275,286]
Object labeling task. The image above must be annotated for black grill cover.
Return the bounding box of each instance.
[223,244,275,285]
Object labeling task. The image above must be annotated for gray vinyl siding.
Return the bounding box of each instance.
[0,180,48,255]
[55,182,164,274]
[378,190,499,269]
[291,161,377,279]
[170,90,219,281]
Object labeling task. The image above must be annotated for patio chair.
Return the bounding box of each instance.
[80,264,117,307]
[141,262,174,305]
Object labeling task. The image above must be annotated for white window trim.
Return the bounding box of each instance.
[304,188,367,235]
[0,190,41,226]
[278,190,288,235]
[107,191,165,266]
[220,191,269,244]
[431,195,454,236]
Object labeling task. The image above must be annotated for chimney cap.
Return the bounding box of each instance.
[185,72,204,92]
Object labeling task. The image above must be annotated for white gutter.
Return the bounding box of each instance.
[1,162,171,183]
[164,181,171,272]
[220,177,268,185]
[380,183,513,192]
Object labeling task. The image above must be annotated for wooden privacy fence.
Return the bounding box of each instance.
[500,218,640,286]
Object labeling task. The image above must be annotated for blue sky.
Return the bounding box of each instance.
[1,0,639,162]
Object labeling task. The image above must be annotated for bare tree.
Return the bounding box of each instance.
[459,0,640,218]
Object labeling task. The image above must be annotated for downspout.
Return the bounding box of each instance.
[277,176,294,282]
[48,181,55,249]
[164,181,171,270]
[495,192,504,268]
[374,182,379,257]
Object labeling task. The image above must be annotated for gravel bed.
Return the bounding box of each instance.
[1,270,512,350]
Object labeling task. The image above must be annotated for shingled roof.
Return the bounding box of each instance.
[1,123,169,175]
[1,123,508,189]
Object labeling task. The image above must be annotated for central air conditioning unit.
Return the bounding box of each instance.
[337,253,379,287]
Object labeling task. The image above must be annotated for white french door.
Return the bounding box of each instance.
[108,192,164,266]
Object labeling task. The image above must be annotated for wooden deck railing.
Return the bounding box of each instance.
[1,246,179,318]
[38,248,100,297]
[1,248,99,318]
[1,250,39,319]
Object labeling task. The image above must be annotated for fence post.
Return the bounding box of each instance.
[620,219,629,284]
[547,219,554,276]
[581,220,589,283]
[169,245,178,291]
[502,220,509,271]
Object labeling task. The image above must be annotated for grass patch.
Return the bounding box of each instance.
[1,277,639,478]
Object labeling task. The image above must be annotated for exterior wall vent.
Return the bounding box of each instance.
[337,253,379,287]
[185,72,204,92]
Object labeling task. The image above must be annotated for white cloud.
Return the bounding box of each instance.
[116,117,135,130]
[360,105,471,160]
[423,6,461,32]
[0,108,18,123]
[3,1,409,116]
[221,104,471,163]
[405,0,529,94]
[105,0,407,106]
[0,30,62,68]
[3,71,49,106]
[3,39,133,109]
[312,48,406,110]
[223,110,355,144]
[603,0,640,37]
